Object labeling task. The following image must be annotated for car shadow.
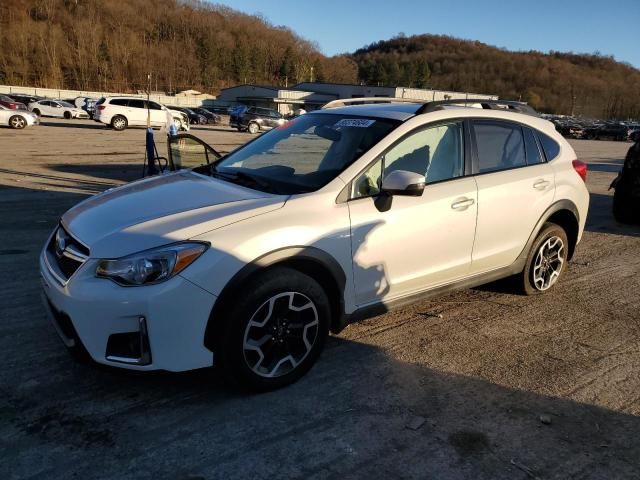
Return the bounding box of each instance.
[586,192,640,237]
[5,334,640,479]
[39,120,107,130]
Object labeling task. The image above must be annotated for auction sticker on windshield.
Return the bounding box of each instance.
[334,119,376,128]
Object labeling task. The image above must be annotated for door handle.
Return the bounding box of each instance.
[533,179,550,190]
[451,198,475,210]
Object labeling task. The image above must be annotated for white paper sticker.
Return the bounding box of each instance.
[334,118,376,128]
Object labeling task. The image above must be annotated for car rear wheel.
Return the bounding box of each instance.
[9,115,26,129]
[32,108,41,117]
[63,111,72,120]
[521,223,568,295]
[111,115,127,131]
[248,122,260,134]
[218,267,330,392]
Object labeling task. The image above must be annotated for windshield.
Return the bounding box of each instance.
[212,113,398,194]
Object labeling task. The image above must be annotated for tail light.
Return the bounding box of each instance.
[572,159,587,182]
[97,105,106,111]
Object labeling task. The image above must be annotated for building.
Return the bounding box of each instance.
[207,82,498,115]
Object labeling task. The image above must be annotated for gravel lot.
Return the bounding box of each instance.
[1,118,639,480]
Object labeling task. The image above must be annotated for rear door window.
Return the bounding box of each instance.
[110,99,128,106]
[473,121,526,173]
[128,99,145,109]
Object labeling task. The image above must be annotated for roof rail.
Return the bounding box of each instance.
[321,97,420,109]
[416,99,538,116]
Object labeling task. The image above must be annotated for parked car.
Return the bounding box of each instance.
[0,104,38,129]
[230,105,286,133]
[0,94,27,110]
[170,106,207,125]
[40,99,589,391]
[94,96,189,131]
[191,107,220,125]
[6,93,42,105]
[583,123,627,141]
[28,99,90,119]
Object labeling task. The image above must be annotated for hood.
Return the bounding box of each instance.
[62,170,285,258]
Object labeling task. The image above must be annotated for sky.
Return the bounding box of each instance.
[213,0,640,68]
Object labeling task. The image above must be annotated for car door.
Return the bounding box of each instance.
[38,101,53,116]
[347,120,478,306]
[470,119,555,273]
[147,101,166,126]
[50,101,64,117]
[127,98,147,126]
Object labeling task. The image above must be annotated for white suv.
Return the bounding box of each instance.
[40,99,589,391]
[94,96,189,131]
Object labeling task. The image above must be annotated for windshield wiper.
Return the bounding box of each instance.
[209,168,276,193]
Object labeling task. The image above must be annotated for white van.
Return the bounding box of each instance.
[94,96,189,131]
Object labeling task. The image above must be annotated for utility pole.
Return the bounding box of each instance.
[146,73,151,128]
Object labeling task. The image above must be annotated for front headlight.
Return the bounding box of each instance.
[96,242,208,286]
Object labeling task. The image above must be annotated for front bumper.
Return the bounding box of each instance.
[40,249,217,372]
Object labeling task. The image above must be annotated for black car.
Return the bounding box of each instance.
[6,93,42,105]
[583,123,628,141]
[230,106,286,134]
[169,107,206,125]
[191,107,220,125]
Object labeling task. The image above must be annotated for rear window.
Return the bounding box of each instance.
[473,121,526,173]
[537,131,561,161]
[523,127,545,165]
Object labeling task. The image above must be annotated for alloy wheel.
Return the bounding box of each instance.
[532,236,565,291]
[10,116,26,129]
[242,292,319,378]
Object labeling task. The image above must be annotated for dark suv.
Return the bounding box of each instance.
[230,106,286,133]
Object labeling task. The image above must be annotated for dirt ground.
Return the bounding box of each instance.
[0,118,639,480]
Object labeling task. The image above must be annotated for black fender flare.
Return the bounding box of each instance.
[204,246,348,351]
[516,199,580,264]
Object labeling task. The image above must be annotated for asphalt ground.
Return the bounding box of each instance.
[0,118,638,479]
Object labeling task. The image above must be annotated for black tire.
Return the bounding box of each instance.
[63,111,72,120]
[111,115,127,131]
[218,267,330,392]
[520,223,569,295]
[9,115,26,129]
[32,108,41,117]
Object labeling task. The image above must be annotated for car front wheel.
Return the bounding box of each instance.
[218,267,330,392]
[9,115,26,129]
[521,223,568,295]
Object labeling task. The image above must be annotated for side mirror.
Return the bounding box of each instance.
[381,170,425,196]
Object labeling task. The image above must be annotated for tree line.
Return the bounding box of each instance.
[0,0,358,93]
[353,34,640,119]
[1,1,638,119]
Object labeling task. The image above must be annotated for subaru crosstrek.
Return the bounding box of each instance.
[40,99,590,391]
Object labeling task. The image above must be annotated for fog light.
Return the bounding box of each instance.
[105,317,151,365]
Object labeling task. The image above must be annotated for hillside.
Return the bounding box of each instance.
[1,2,638,119]
[353,34,640,118]
[0,0,358,93]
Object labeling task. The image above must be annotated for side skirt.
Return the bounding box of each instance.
[341,259,526,328]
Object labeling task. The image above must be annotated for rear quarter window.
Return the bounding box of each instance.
[537,131,561,161]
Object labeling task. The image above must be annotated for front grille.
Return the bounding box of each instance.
[45,225,89,283]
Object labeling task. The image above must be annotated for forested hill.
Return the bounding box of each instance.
[0,0,358,93]
[1,1,638,119]
[353,34,640,118]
